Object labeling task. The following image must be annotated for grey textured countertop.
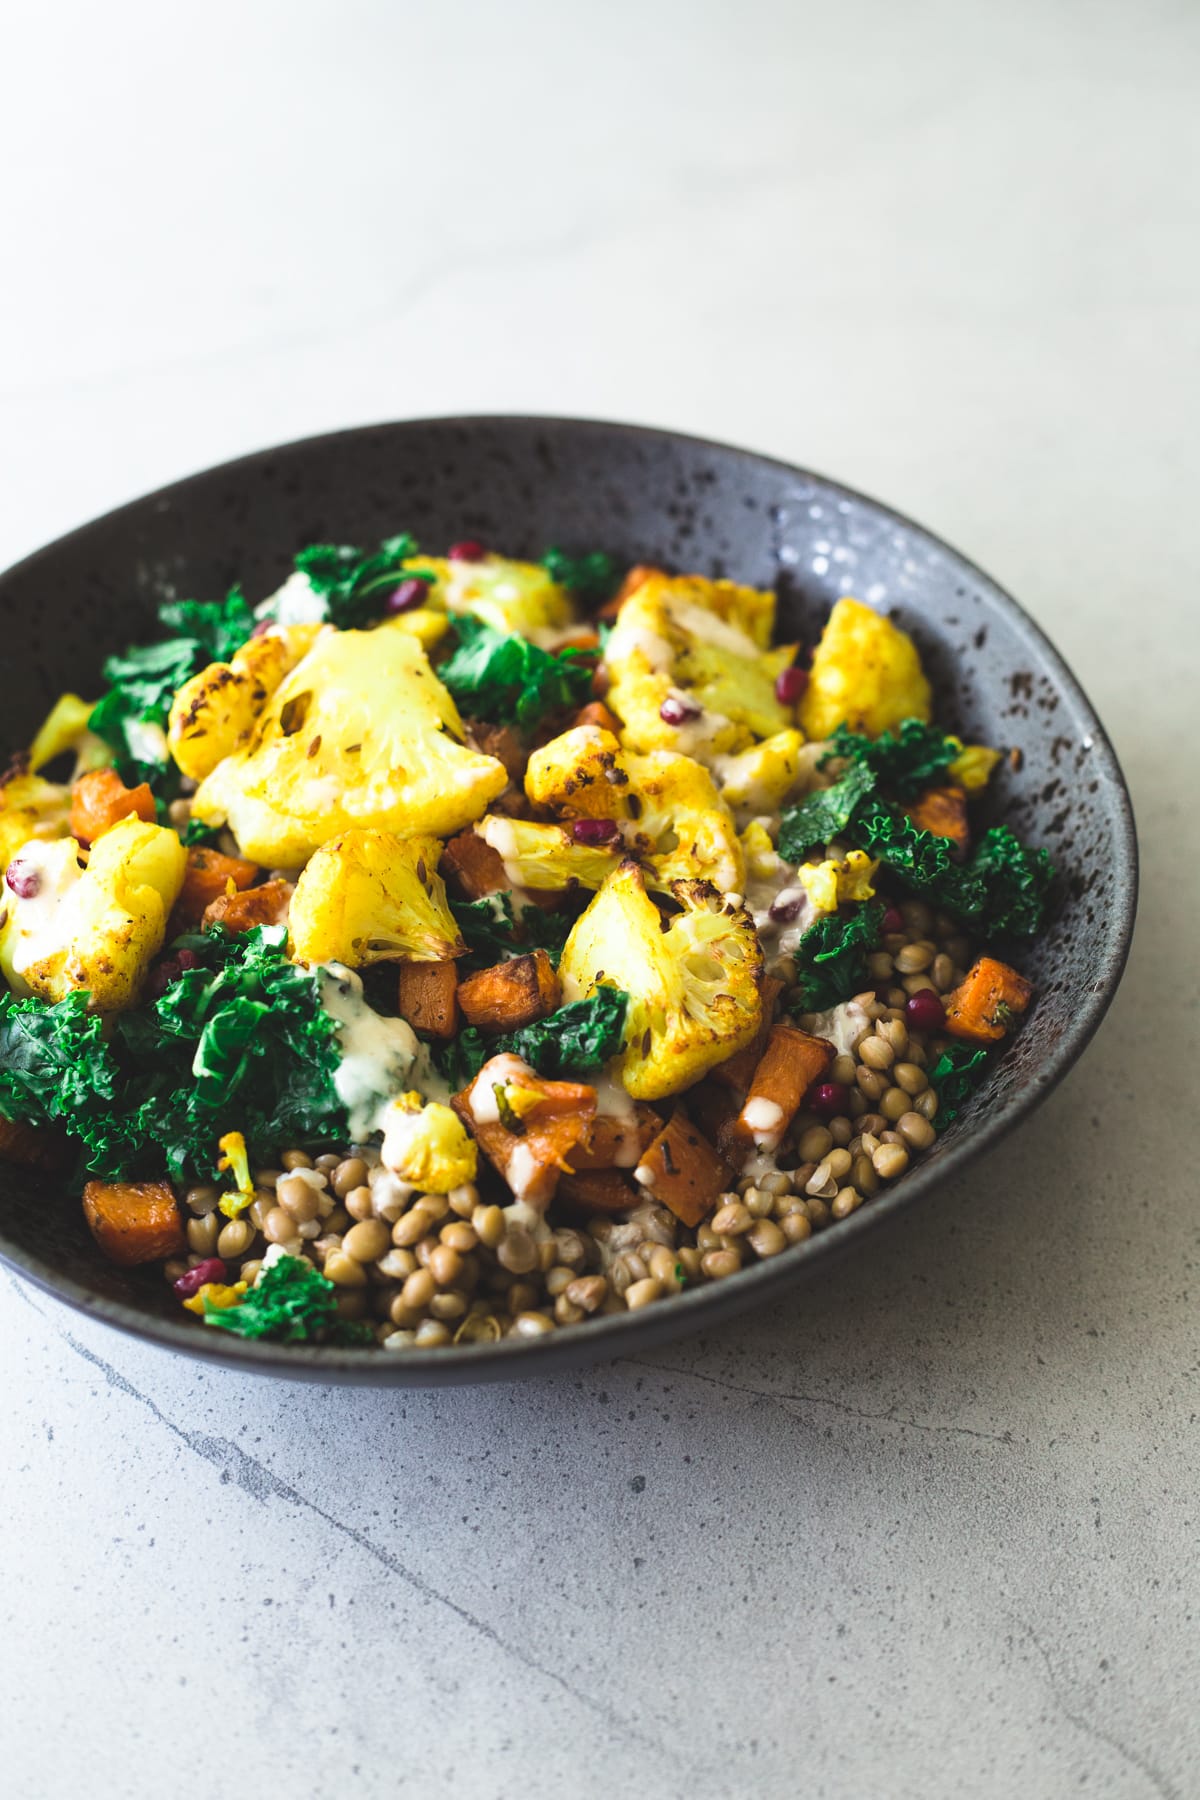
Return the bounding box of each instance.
[1,3,1196,1795]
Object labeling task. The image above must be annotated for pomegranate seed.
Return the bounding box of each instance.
[881,907,905,935]
[249,618,272,638]
[572,818,619,845]
[386,578,428,614]
[448,539,487,562]
[768,890,804,923]
[659,695,701,725]
[4,860,40,899]
[809,1081,851,1120]
[775,664,809,704]
[173,1257,227,1299]
[147,947,201,1000]
[905,990,946,1033]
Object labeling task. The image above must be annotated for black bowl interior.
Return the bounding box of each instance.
[0,417,1137,1382]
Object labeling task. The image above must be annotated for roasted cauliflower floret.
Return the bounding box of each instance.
[624,750,744,894]
[795,850,879,915]
[29,694,110,776]
[191,629,508,866]
[380,1091,478,1192]
[168,623,323,782]
[289,830,466,968]
[410,554,577,642]
[558,860,763,1100]
[524,725,632,821]
[711,729,806,820]
[475,816,622,892]
[0,771,73,874]
[374,607,452,651]
[604,569,796,758]
[948,741,1003,792]
[799,597,932,739]
[0,818,185,1011]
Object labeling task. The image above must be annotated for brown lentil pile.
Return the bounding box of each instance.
[162,898,974,1350]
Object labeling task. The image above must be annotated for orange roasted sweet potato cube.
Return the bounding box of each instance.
[636,1107,728,1228]
[943,956,1033,1044]
[557,1167,640,1214]
[727,1024,833,1153]
[441,829,508,899]
[82,1180,186,1267]
[202,878,293,934]
[907,785,970,851]
[69,768,156,844]
[397,960,460,1039]
[174,846,261,927]
[457,949,560,1032]
[452,1055,596,1211]
[571,701,623,735]
[710,976,786,1093]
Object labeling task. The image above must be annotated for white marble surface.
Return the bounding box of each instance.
[1,3,1197,1796]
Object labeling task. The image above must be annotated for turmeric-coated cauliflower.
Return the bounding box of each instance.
[795,850,879,915]
[408,554,577,642]
[525,725,632,821]
[604,568,796,758]
[710,729,806,820]
[28,694,110,776]
[191,628,508,866]
[289,830,465,968]
[168,623,323,782]
[948,741,1003,792]
[0,817,185,1011]
[558,859,763,1100]
[475,816,622,892]
[380,1091,478,1192]
[624,750,744,895]
[799,597,932,739]
[0,770,73,875]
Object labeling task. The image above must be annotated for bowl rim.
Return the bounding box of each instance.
[0,413,1139,1383]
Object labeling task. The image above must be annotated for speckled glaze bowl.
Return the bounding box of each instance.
[0,417,1137,1383]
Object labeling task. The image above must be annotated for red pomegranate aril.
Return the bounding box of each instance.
[4,861,40,899]
[659,695,700,725]
[147,947,201,1000]
[386,578,428,614]
[173,1257,227,1299]
[249,618,273,638]
[768,891,804,923]
[809,1082,851,1120]
[572,818,619,846]
[775,664,809,705]
[881,907,905,935]
[905,990,946,1033]
[448,539,487,563]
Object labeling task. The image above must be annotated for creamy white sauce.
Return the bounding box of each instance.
[666,600,760,660]
[318,964,425,1138]
[803,998,872,1057]
[1,838,85,988]
[743,1096,784,1146]
[505,1141,541,1203]
[605,618,673,672]
[260,570,328,626]
[379,1103,424,1177]
[124,718,170,766]
[740,1145,781,1183]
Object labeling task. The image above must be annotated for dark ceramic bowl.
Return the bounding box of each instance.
[0,417,1137,1383]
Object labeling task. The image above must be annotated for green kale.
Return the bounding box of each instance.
[437,615,595,730]
[927,1042,992,1125]
[157,590,256,664]
[850,805,1053,939]
[430,989,629,1087]
[777,762,875,862]
[203,1251,371,1343]
[499,987,630,1078]
[966,827,1056,938]
[293,534,433,629]
[824,719,959,800]
[541,546,622,608]
[181,817,223,848]
[450,892,572,971]
[0,926,347,1183]
[850,799,960,893]
[788,903,885,1015]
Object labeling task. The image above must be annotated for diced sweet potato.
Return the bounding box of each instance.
[553,629,602,654]
[0,1115,69,1172]
[637,1107,728,1227]
[710,976,786,1093]
[441,829,508,899]
[397,960,459,1039]
[174,846,261,927]
[467,720,527,783]
[571,1103,662,1171]
[727,1023,833,1153]
[557,1167,639,1213]
[69,767,156,844]
[598,563,657,622]
[82,1179,185,1266]
[458,949,560,1032]
[907,785,970,852]
[202,877,293,933]
[452,1054,596,1210]
[943,956,1033,1044]
[571,700,622,735]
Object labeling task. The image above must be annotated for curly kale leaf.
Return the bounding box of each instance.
[823,719,960,800]
[437,615,594,730]
[777,762,876,862]
[293,533,433,629]
[450,893,573,971]
[966,827,1056,938]
[541,546,622,608]
[204,1251,371,1344]
[851,806,1054,939]
[0,927,347,1184]
[788,902,885,1015]
[927,1042,992,1125]
[432,988,629,1087]
[431,1026,491,1091]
